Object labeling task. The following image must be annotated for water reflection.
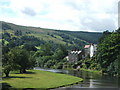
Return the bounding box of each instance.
[34,67,119,88]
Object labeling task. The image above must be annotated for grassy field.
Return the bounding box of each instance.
[2,70,83,89]
[28,33,66,45]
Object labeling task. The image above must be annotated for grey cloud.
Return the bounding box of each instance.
[22,7,36,16]
[17,0,117,32]
[118,1,120,27]
[63,15,116,32]
[65,1,117,32]
[80,17,116,32]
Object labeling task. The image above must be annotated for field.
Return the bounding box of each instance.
[2,70,83,89]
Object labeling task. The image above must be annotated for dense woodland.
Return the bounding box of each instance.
[1,21,120,77]
[97,29,120,76]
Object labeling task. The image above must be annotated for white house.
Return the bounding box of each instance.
[67,44,97,63]
[84,44,97,58]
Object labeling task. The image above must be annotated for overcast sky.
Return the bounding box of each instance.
[0,0,119,32]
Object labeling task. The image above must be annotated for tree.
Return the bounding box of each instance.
[2,53,12,77]
[14,30,22,36]
[2,46,9,55]
[40,43,53,56]
[97,29,120,75]
[44,59,56,68]
[56,62,63,69]
[53,45,68,62]
[2,46,12,77]
[7,47,35,73]
[23,43,37,51]
[37,56,52,67]
[2,32,11,41]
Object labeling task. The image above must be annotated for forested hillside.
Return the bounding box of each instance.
[57,30,102,44]
[1,21,102,50]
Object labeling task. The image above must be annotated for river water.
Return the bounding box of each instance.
[34,67,119,89]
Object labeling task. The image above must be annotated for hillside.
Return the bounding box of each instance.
[1,21,102,50]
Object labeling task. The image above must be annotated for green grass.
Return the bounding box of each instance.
[28,33,66,45]
[80,68,102,74]
[2,70,83,89]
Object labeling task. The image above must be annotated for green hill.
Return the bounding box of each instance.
[1,21,102,50]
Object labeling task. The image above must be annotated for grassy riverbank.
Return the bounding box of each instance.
[2,70,83,89]
[80,68,102,74]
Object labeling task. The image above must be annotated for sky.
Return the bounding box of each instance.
[0,0,119,32]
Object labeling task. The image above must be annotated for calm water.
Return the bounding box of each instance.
[34,67,120,88]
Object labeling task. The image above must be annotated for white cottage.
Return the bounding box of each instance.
[84,44,97,58]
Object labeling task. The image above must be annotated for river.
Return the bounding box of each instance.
[34,67,120,89]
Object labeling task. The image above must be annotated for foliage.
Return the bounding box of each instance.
[55,62,63,69]
[2,46,13,77]
[8,47,35,73]
[57,30,102,44]
[23,43,37,51]
[96,29,120,76]
[14,30,22,36]
[2,32,11,41]
[44,59,56,68]
[2,46,36,77]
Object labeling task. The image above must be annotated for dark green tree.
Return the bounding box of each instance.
[34,43,53,57]
[97,29,120,75]
[14,30,22,36]
[53,45,68,62]
[2,53,12,77]
[2,46,12,77]
[7,47,35,73]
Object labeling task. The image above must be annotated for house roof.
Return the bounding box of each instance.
[84,45,90,48]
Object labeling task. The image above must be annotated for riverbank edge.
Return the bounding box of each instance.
[80,68,102,73]
[64,68,102,74]
[48,79,83,90]
[37,70,83,89]
[1,69,83,89]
